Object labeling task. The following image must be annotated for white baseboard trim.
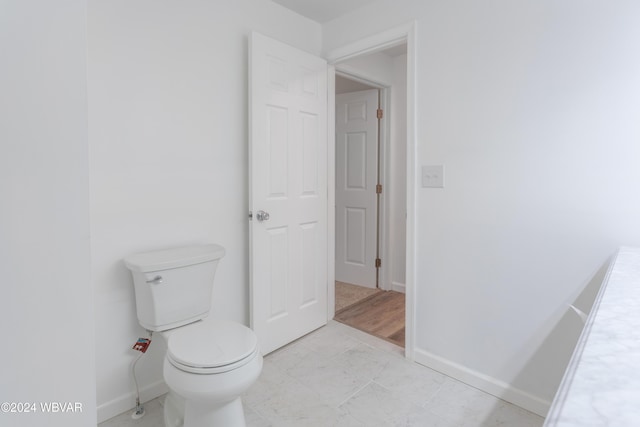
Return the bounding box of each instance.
[97,380,169,424]
[413,348,550,418]
[391,281,405,293]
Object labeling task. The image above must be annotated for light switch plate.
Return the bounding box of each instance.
[422,165,444,188]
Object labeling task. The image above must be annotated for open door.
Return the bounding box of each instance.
[335,89,379,289]
[249,32,328,355]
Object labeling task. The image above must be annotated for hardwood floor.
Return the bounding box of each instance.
[334,290,405,347]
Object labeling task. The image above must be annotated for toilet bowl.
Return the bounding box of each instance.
[124,244,263,427]
[162,319,263,427]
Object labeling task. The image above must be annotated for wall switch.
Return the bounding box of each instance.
[422,165,444,188]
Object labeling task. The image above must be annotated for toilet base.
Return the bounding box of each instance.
[164,392,246,427]
[164,391,185,427]
[184,396,245,427]
[163,350,262,427]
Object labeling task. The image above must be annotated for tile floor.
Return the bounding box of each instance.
[100,321,544,427]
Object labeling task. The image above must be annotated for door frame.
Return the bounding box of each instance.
[326,22,417,359]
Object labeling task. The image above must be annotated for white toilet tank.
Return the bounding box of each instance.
[124,244,226,331]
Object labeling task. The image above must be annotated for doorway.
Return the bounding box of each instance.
[332,45,408,348]
[248,24,417,358]
[335,84,380,289]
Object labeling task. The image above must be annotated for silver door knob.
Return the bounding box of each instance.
[256,210,270,222]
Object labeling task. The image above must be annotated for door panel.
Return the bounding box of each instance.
[346,132,367,189]
[250,32,328,355]
[335,89,379,288]
[346,207,366,264]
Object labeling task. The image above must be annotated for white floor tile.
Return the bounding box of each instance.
[100,396,165,427]
[331,343,396,383]
[100,321,544,427]
[284,351,369,407]
[244,405,272,427]
[339,382,431,426]
[479,401,545,427]
[372,352,447,408]
[426,377,500,425]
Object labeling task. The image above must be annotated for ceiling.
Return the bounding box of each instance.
[270,0,379,23]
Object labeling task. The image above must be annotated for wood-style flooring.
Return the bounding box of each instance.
[334,286,405,348]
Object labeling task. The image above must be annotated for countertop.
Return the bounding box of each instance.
[544,247,640,426]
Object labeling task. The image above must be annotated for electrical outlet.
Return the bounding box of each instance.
[422,165,444,188]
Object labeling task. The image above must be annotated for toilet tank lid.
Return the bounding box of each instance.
[124,244,225,272]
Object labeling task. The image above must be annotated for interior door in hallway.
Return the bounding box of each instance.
[249,32,328,355]
[335,89,379,289]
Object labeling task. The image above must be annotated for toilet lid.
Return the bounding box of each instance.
[167,319,258,371]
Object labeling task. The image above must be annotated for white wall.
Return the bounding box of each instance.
[0,1,96,426]
[324,0,640,415]
[87,0,322,421]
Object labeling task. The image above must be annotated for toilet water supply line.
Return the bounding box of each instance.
[131,330,153,420]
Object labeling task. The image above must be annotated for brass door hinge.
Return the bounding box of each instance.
[376,184,382,194]
[377,108,383,119]
[375,258,382,268]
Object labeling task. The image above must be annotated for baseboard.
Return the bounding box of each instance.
[391,281,405,293]
[97,380,169,423]
[413,348,550,417]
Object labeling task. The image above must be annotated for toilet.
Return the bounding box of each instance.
[124,244,263,427]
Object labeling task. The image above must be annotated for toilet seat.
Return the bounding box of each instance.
[167,319,259,374]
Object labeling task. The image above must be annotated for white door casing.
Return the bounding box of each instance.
[335,89,379,289]
[249,32,328,355]
[327,22,416,358]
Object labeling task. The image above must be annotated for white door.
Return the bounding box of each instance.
[335,89,379,289]
[249,32,328,355]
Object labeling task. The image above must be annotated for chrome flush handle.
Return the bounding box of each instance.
[146,275,163,284]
